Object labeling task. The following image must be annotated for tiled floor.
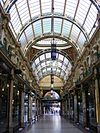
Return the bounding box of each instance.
[24,115,83,133]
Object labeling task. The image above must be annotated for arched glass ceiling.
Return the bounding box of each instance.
[32,52,72,83]
[1,0,99,51]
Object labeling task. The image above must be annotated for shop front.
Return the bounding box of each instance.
[0,64,10,133]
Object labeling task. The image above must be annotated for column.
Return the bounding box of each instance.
[94,68,100,132]
[65,99,67,117]
[62,100,65,116]
[82,89,87,128]
[37,99,41,118]
[36,98,39,120]
[65,97,68,118]
[20,91,24,127]
[8,69,14,132]
[68,94,71,119]
[63,99,66,117]
[74,91,78,123]
[39,100,41,115]
[29,95,32,123]
[40,100,42,116]
[41,100,44,115]
[60,100,63,116]
[71,94,74,121]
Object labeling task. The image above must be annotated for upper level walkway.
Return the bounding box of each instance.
[22,115,83,133]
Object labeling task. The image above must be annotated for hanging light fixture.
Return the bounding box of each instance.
[51,67,54,89]
[50,38,56,92]
[51,38,56,60]
[50,67,54,94]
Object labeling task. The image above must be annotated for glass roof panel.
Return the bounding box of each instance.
[40,54,45,61]
[54,18,62,33]
[28,0,40,18]
[33,20,42,37]
[16,1,30,25]
[52,68,56,72]
[19,33,27,46]
[77,32,87,48]
[84,4,98,34]
[32,63,35,70]
[70,24,81,42]
[41,62,46,67]
[65,0,78,18]
[89,20,98,38]
[62,65,66,71]
[75,0,91,25]
[57,62,62,67]
[25,25,33,42]
[41,0,52,14]
[10,5,21,34]
[61,71,65,76]
[43,69,46,73]
[37,65,41,71]
[46,60,51,66]
[59,54,64,61]
[43,18,51,33]
[67,62,72,69]
[9,22,16,38]
[46,53,51,58]
[38,71,42,76]
[35,58,40,65]
[47,68,51,72]
[54,0,65,14]
[64,58,69,65]
[56,68,61,73]
[62,20,72,37]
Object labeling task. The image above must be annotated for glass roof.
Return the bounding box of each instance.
[32,52,72,83]
[1,0,99,51]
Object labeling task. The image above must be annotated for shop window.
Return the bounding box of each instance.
[88,87,96,127]
[0,76,9,133]
[24,93,29,123]
[78,91,83,124]
[12,81,20,128]
[70,95,74,120]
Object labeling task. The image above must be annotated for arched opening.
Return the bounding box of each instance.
[43,91,61,115]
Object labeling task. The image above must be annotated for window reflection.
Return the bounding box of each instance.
[24,93,29,124]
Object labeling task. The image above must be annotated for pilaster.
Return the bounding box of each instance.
[8,69,14,132]
[74,91,78,123]
[94,68,100,132]
[20,91,24,127]
[29,95,32,122]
